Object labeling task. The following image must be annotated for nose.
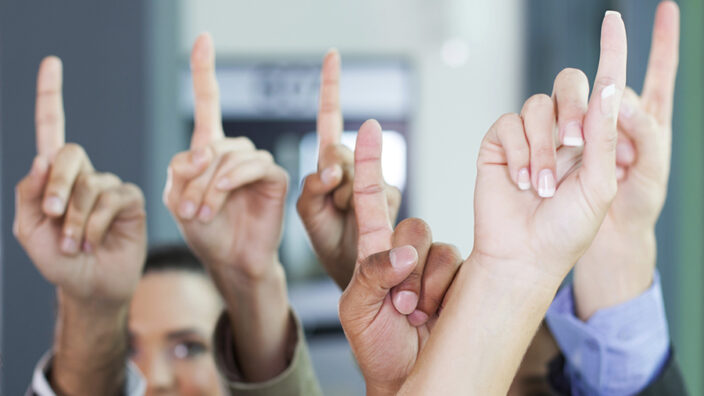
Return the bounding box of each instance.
[142,353,176,394]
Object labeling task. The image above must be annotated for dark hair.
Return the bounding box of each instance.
[143,244,205,275]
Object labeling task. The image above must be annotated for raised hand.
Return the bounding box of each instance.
[14,56,147,306]
[162,33,291,382]
[399,12,627,395]
[297,50,401,288]
[472,11,626,283]
[574,1,680,319]
[163,33,288,280]
[338,120,462,395]
[14,56,146,395]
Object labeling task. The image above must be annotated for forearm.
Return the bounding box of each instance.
[52,291,129,396]
[400,254,561,395]
[211,260,291,382]
[574,227,656,320]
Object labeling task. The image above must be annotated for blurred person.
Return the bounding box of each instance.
[23,32,322,396]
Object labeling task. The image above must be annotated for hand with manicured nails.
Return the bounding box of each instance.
[13,56,146,396]
[163,33,288,281]
[398,12,627,395]
[163,33,291,382]
[574,1,680,320]
[297,50,401,289]
[338,120,462,395]
[472,11,627,283]
[14,56,147,306]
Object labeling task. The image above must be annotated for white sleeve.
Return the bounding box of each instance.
[29,350,146,396]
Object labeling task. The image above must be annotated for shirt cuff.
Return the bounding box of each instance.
[545,271,670,395]
[213,308,322,396]
[29,350,146,396]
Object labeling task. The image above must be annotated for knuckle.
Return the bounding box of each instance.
[523,94,553,113]
[396,217,432,240]
[256,149,274,162]
[234,136,255,149]
[431,243,463,265]
[557,67,588,85]
[61,143,87,159]
[495,113,521,130]
[123,183,146,204]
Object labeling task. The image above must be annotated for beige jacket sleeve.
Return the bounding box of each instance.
[213,309,323,396]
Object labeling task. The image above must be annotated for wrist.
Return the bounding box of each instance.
[466,250,566,294]
[52,290,129,395]
[574,229,656,320]
[216,261,292,382]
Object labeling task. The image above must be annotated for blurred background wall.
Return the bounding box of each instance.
[1,0,702,394]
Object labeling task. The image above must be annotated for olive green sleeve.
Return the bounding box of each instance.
[212,309,323,396]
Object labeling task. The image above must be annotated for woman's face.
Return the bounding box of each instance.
[129,270,225,396]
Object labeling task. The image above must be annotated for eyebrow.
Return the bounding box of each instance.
[166,328,207,340]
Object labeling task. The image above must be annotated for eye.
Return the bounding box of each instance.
[171,340,207,360]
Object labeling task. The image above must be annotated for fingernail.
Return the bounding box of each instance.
[605,10,621,19]
[216,178,233,190]
[192,148,209,166]
[389,245,417,269]
[393,290,419,315]
[408,310,430,327]
[616,141,635,164]
[619,101,634,119]
[44,196,64,215]
[179,200,197,219]
[517,168,531,191]
[61,236,78,254]
[198,205,213,222]
[82,241,93,253]
[601,84,617,118]
[321,165,341,185]
[538,169,556,198]
[563,121,584,147]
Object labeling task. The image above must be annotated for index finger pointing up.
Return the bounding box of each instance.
[190,32,224,149]
[35,56,65,160]
[354,119,392,258]
[317,49,343,153]
[581,11,627,184]
[642,1,680,124]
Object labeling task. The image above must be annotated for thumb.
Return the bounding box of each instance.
[339,245,417,329]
